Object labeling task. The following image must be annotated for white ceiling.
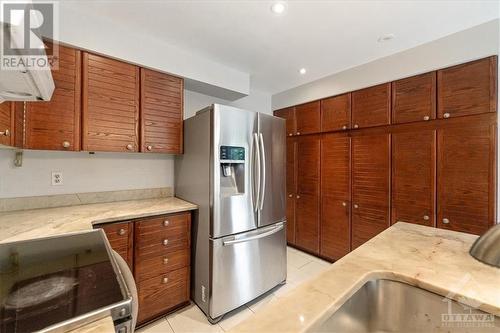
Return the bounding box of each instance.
[61,0,499,95]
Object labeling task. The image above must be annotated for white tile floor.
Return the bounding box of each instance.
[137,246,330,333]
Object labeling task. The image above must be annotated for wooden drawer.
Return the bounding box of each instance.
[137,267,190,324]
[99,221,133,269]
[134,249,190,282]
[135,213,191,259]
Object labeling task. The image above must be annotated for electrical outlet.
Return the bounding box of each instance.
[51,171,63,186]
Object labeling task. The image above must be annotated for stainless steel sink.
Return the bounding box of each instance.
[315,279,499,333]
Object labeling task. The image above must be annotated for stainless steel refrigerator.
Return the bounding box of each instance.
[175,104,286,323]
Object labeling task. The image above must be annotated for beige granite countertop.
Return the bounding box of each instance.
[0,196,197,243]
[0,196,197,332]
[231,222,500,333]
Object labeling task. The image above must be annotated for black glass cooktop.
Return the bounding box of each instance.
[0,230,126,333]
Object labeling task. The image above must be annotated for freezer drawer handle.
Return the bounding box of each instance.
[222,224,284,246]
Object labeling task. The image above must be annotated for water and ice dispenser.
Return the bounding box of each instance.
[219,146,245,196]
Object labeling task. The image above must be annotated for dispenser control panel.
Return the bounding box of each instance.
[220,146,245,161]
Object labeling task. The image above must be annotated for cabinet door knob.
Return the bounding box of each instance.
[162,277,169,284]
[443,113,450,119]
[163,239,169,246]
[126,144,134,151]
[442,218,450,224]
[342,202,347,207]
[342,125,347,130]
[296,195,300,199]
[163,257,169,264]
[288,133,293,136]
[354,124,359,129]
[353,204,359,209]
[163,220,170,227]
[147,145,153,151]
[423,116,430,121]
[288,194,293,198]
[296,132,301,135]
[118,228,126,236]
[0,129,10,136]
[423,215,430,221]
[62,141,70,148]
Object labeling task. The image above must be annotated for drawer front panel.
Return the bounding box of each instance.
[135,249,190,282]
[137,267,189,323]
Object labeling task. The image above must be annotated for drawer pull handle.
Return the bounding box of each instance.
[342,125,347,130]
[118,228,126,236]
[162,277,169,284]
[163,257,169,264]
[353,204,359,209]
[423,215,430,221]
[443,113,450,119]
[423,116,430,121]
[126,144,134,151]
[163,239,169,246]
[0,129,10,136]
[442,218,450,224]
[62,141,70,148]
[163,220,170,227]
[147,145,153,151]
[354,124,359,129]
[342,202,347,207]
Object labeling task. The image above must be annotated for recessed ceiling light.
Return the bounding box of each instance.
[271,1,287,15]
[378,33,395,42]
[299,68,306,75]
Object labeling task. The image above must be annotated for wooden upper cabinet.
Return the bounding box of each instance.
[352,83,391,129]
[321,133,351,260]
[25,43,81,151]
[437,121,496,235]
[351,133,391,249]
[392,130,436,227]
[82,52,140,152]
[141,69,183,154]
[321,93,351,132]
[296,135,320,254]
[274,107,296,137]
[295,101,320,135]
[0,102,14,146]
[438,56,497,119]
[392,72,436,124]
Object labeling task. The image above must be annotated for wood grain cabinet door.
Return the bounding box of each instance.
[99,221,134,269]
[438,56,497,119]
[351,133,391,249]
[352,83,391,129]
[274,107,296,137]
[141,69,184,154]
[321,93,351,132]
[25,44,81,151]
[392,130,436,227]
[437,122,496,235]
[320,133,351,260]
[82,52,140,152]
[0,102,14,146]
[295,101,320,135]
[286,137,297,244]
[295,135,320,254]
[392,72,436,124]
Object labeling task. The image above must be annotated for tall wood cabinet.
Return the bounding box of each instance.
[351,133,391,249]
[437,121,496,235]
[391,129,436,227]
[295,135,320,253]
[276,55,497,261]
[25,43,82,151]
[320,133,351,260]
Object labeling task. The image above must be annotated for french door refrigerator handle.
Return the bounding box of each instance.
[259,133,266,210]
[223,223,284,246]
[253,133,261,212]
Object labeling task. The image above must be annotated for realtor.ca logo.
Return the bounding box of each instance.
[1,1,59,70]
[441,273,496,329]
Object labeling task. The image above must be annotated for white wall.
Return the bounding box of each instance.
[0,88,271,198]
[184,89,272,119]
[272,19,500,110]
